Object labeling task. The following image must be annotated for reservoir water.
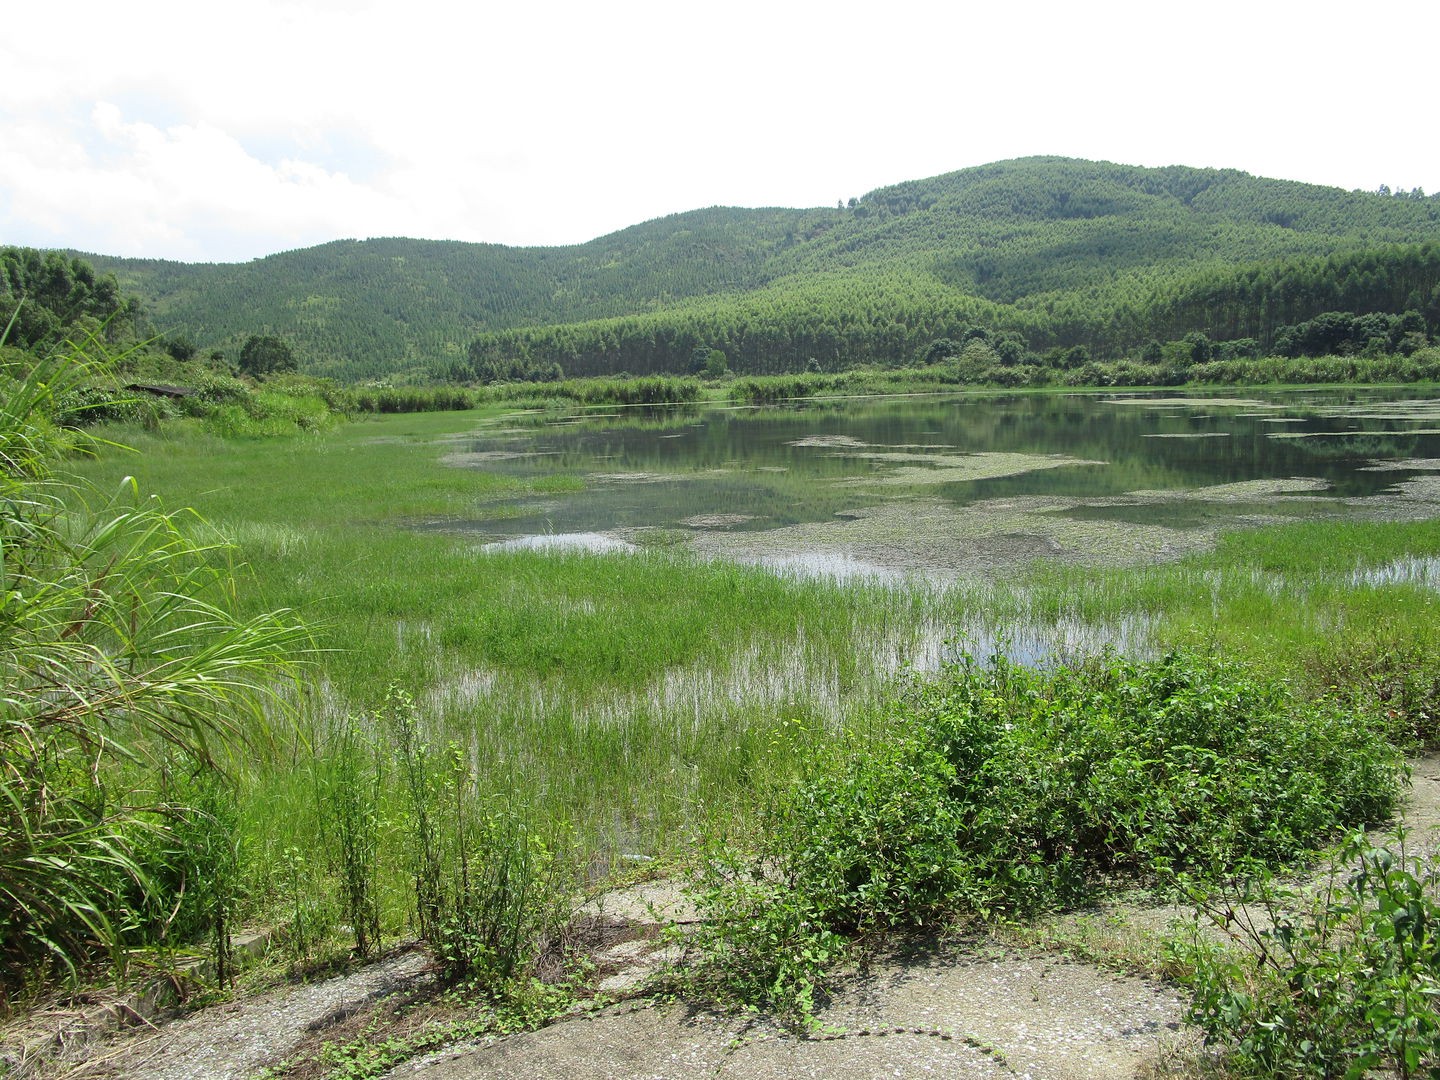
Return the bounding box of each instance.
[435,388,1440,579]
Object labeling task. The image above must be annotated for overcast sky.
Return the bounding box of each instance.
[3,0,1436,264]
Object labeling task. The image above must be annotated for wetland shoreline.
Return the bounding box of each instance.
[25,384,1440,1075]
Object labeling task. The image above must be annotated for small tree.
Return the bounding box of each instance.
[918,338,961,365]
[163,335,197,363]
[239,334,297,376]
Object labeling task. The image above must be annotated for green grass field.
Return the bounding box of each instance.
[70,406,1440,943]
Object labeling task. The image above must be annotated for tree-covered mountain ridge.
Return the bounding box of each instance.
[67,156,1440,381]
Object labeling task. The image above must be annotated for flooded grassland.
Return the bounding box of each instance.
[78,389,1440,874]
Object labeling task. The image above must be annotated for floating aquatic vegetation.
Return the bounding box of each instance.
[441,449,560,466]
[1380,475,1440,502]
[1308,399,1440,421]
[1140,432,1231,439]
[1126,478,1331,502]
[786,434,870,448]
[1103,396,1274,408]
[681,514,757,529]
[841,451,1106,487]
[1269,429,1440,439]
[688,496,1204,577]
[589,472,680,484]
[1360,458,1440,472]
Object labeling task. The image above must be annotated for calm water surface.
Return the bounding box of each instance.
[436,388,1440,578]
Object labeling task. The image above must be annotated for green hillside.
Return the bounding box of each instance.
[70,157,1440,382]
[75,207,816,380]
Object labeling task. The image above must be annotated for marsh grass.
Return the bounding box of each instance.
[1016,518,1440,743]
[65,405,1440,978]
[62,412,967,953]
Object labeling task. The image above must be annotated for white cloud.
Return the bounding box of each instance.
[0,102,416,259]
[2,0,1437,261]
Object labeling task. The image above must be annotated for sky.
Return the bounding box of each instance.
[3,0,1437,264]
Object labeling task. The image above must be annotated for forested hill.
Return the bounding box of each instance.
[70,157,1440,381]
[74,207,816,380]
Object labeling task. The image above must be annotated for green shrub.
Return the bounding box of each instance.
[317,716,384,958]
[682,652,1404,1021]
[912,652,1402,905]
[383,687,573,989]
[436,784,572,987]
[51,384,168,428]
[197,386,339,437]
[1175,835,1440,1077]
[185,372,250,407]
[681,720,965,1019]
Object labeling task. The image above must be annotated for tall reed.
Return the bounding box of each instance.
[1,331,303,1004]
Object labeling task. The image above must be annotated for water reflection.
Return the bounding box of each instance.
[752,551,923,585]
[936,613,1157,670]
[1351,555,1440,590]
[440,388,1440,578]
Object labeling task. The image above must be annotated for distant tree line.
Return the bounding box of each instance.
[1273,310,1430,358]
[1,247,137,349]
[459,243,1439,381]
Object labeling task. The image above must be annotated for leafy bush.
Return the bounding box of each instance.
[248,389,336,432]
[185,371,251,407]
[681,652,1403,1021]
[198,385,340,436]
[436,790,572,986]
[1175,835,1440,1078]
[915,652,1402,902]
[681,721,965,1018]
[51,384,168,428]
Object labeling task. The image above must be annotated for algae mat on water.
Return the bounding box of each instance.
[442,389,1440,578]
[685,496,1205,577]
